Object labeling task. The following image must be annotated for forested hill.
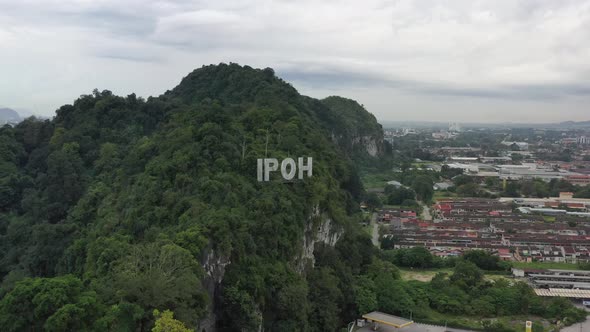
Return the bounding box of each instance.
[166,67,385,159]
[0,63,381,331]
[319,96,384,158]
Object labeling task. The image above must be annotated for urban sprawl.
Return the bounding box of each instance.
[372,124,590,300]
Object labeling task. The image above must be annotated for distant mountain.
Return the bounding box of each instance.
[556,120,590,128]
[0,108,21,124]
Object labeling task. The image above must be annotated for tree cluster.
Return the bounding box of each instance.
[0,64,382,331]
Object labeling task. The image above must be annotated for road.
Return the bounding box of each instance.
[370,212,380,248]
[419,201,432,221]
[357,322,475,332]
[558,321,587,332]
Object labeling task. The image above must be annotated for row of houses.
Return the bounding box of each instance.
[515,246,590,263]
[388,228,590,263]
[382,198,590,263]
[434,198,512,216]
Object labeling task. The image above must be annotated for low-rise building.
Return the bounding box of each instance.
[448,156,479,163]
[513,268,590,290]
[433,182,453,191]
[501,141,529,150]
[566,174,590,186]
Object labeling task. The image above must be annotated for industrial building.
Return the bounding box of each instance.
[514,268,590,295]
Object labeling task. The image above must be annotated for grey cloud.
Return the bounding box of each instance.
[94,52,164,63]
[58,9,157,37]
[279,68,399,88]
[1,0,590,122]
[280,65,590,102]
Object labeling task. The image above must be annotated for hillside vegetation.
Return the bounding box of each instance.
[0,64,380,331]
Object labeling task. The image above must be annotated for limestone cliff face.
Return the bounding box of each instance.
[352,134,382,157]
[297,205,343,272]
[200,205,343,331]
[329,132,383,158]
[198,250,231,332]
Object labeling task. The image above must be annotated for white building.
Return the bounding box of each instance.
[448,156,479,163]
[445,163,479,173]
[502,141,529,150]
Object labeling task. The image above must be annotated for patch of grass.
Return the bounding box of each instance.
[415,310,485,330]
[484,274,512,283]
[419,311,556,332]
[434,191,458,199]
[360,170,401,189]
[512,261,579,270]
[496,315,553,332]
[400,268,511,283]
[543,216,556,222]
[399,268,452,282]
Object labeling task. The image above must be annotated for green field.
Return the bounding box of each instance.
[512,261,580,270]
[399,268,452,282]
[400,268,510,283]
[360,170,400,189]
[401,262,584,279]
[433,191,458,199]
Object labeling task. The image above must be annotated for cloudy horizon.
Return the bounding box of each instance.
[1,0,590,123]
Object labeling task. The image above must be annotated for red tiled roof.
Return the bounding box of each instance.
[567,203,585,208]
[564,247,576,254]
[437,204,452,210]
[567,175,590,179]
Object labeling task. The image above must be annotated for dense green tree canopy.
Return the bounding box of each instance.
[0,64,384,331]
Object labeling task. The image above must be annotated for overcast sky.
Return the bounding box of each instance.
[1,0,590,123]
